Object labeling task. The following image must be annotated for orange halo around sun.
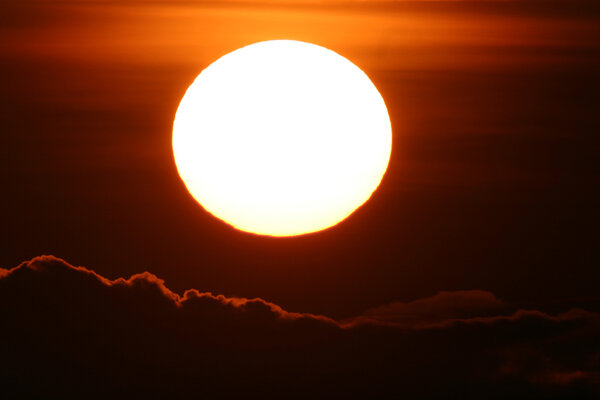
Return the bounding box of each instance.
[173,40,392,236]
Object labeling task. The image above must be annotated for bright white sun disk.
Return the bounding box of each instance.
[173,40,392,236]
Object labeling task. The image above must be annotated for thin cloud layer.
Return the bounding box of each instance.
[1,256,598,398]
[347,289,508,327]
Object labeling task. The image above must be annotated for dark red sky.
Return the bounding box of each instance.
[1,1,600,397]
[1,0,599,318]
[2,0,600,317]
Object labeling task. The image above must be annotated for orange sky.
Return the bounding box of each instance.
[4,1,599,71]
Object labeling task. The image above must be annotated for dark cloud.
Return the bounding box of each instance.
[0,256,598,398]
[347,289,509,327]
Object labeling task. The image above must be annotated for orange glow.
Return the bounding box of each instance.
[173,40,392,236]
[4,3,592,71]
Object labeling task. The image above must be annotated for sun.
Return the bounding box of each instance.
[173,40,392,237]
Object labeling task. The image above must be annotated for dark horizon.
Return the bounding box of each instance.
[2,255,599,398]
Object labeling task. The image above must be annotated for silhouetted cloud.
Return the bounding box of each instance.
[346,289,508,327]
[1,256,598,398]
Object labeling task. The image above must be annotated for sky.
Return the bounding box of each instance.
[1,0,600,397]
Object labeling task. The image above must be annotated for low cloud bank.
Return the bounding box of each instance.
[1,256,598,398]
